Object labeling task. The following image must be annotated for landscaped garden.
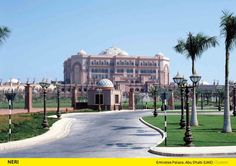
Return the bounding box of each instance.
[0,112,58,143]
[0,108,98,143]
[143,114,236,147]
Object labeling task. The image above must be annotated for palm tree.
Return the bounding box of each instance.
[0,26,10,45]
[220,11,236,133]
[174,32,218,126]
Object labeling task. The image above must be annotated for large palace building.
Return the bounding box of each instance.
[64,47,170,92]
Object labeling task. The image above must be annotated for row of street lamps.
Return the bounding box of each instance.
[173,72,187,129]
[38,81,62,128]
[4,80,62,141]
[173,72,201,146]
[173,74,236,146]
[151,71,235,146]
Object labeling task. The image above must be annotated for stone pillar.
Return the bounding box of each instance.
[71,85,78,109]
[129,89,135,110]
[168,91,175,110]
[24,83,32,113]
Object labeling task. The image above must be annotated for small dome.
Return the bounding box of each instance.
[96,79,114,89]
[78,49,87,56]
[155,52,165,57]
[8,78,20,84]
[99,47,129,56]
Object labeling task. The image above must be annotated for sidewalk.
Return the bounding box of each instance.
[149,146,236,157]
[140,117,236,157]
[0,115,75,152]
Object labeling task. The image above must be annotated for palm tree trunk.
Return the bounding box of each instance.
[192,60,195,74]
[223,50,232,132]
[191,86,198,126]
[191,59,198,126]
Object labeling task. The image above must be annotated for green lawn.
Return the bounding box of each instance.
[0,113,58,143]
[143,115,236,147]
[0,108,98,143]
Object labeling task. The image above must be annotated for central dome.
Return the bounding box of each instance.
[78,49,87,56]
[99,47,129,56]
[96,79,114,89]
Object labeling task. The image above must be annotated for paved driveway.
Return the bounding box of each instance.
[0,110,162,157]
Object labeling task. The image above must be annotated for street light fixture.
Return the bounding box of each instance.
[216,85,223,112]
[233,83,236,116]
[153,84,158,117]
[39,80,50,128]
[173,72,187,129]
[4,88,16,141]
[183,72,201,146]
[173,72,183,85]
[54,81,61,119]
[200,90,204,110]
[189,73,201,85]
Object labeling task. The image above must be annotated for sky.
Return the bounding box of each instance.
[0,0,236,84]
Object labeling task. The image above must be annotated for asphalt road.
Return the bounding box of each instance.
[0,110,161,158]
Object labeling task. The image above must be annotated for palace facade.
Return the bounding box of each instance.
[63,47,170,92]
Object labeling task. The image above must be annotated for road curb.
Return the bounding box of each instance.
[139,117,166,147]
[148,146,236,157]
[0,117,75,152]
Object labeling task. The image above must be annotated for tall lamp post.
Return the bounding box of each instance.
[216,85,222,112]
[183,73,201,146]
[39,80,50,128]
[55,82,61,118]
[153,84,158,117]
[173,72,187,129]
[5,89,16,141]
[200,91,204,110]
[233,83,236,116]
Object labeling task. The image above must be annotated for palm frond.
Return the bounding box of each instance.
[220,10,236,50]
[174,32,218,61]
[194,34,218,56]
[0,26,11,44]
[174,39,185,54]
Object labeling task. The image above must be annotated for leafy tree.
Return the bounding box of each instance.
[220,11,236,132]
[174,32,218,126]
